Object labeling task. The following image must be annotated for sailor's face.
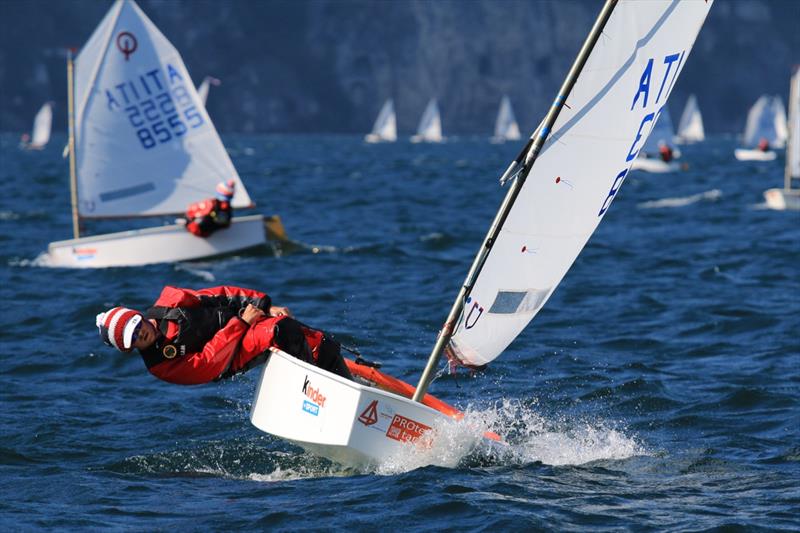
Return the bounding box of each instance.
[132,320,158,350]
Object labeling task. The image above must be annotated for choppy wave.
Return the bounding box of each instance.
[637,189,722,209]
[375,400,646,475]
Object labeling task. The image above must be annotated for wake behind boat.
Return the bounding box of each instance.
[42,0,286,269]
[250,0,713,468]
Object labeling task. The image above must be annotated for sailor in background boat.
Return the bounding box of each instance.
[658,141,674,163]
[758,137,771,152]
[95,286,353,385]
[184,180,235,237]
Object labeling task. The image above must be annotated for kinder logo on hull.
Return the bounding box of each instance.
[386,414,431,444]
[301,375,326,407]
[72,247,97,260]
[300,375,326,416]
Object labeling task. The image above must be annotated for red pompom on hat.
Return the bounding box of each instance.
[216,179,235,200]
[96,307,142,352]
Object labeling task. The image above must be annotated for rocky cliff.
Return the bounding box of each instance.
[0,0,797,134]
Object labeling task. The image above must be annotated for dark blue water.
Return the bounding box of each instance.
[2,132,798,530]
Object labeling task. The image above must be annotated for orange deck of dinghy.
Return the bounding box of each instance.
[345,359,502,442]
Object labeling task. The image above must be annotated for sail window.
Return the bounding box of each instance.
[489,289,549,314]
[99,182,156,202]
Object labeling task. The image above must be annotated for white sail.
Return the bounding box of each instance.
[196,76,220,107]
[493,96,521,141]
[366,99,397,142]
[448,0,712,367]
[30,103,53,148]
[641,104,675,153]
[73,0,251,218]
[676,94,704,143]
[412,99,443,142]
[787,68,800,180]
[743,95,788,149]
[773,96,789,148]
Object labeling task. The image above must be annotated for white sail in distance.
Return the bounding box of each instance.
[73,0,251,218]
[197,76,220,107]
[412,99,443,142]
[493,96,522,142]
[787,68,800,181]
[30,102,53,148]
[676,94,704,143]
[365,99,397,142]
[742,95,788,149]
[447,0,713,368]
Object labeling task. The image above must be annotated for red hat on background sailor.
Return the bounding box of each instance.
[96,307,142,352]
[216,179,235,202]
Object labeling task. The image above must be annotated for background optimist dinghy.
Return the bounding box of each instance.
[764,67,800,211]
[42,0,286,268]
[251,0,713,469]
[365,99,397,143]
[22,102,53,150]
[734,95,787,162]
[410,98,444,143]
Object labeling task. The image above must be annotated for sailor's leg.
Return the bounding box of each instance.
[271,317,314,364]
[315,336,353,380]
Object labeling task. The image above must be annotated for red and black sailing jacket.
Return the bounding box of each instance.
[185,198,232,237]
[138,286,333,385]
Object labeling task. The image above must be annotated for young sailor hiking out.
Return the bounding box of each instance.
[96,285,353,385]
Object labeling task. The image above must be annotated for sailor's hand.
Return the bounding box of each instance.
[269,305,292,318]
[240,304,265,325]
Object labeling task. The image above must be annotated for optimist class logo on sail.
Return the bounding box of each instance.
[598,51,685,217]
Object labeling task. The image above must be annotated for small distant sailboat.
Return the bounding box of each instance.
[734,95,788,161]
[676,94,705,143]
[410,98,443,143]
[21,102,53,150]
[630,105,682,173]
[196,76,220,107]
[43,0,286,268]
[490,95,521,143]
[365,99,397,143]
[764,68,800,210]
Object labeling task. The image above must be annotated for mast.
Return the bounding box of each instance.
[413,0,618,402]
[67,49,80,239]
[786,68,799,191]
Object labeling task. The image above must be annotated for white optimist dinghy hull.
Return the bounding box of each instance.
[250,349,450,468]
[763,189,800,211]
[630,157,681,173]
[44,214,285,268]
[734,148,777,162]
